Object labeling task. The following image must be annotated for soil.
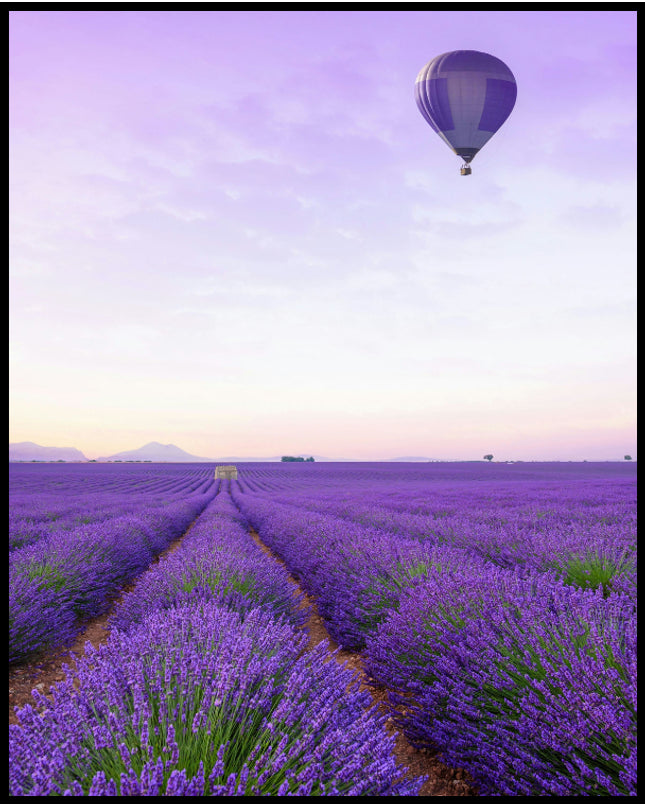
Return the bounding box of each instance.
[9,511,478,797]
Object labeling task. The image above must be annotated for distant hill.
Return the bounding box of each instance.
[100,442,213,462]
[9,441,88,462]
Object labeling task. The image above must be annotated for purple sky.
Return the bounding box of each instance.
[10,10,636,460]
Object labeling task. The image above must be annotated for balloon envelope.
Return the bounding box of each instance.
[415,50,517,164]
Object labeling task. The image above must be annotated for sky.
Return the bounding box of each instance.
[9,9,637,461]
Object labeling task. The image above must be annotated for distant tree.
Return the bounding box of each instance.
[281,456,305,462]
[624,455,632,461]
[306,456,315,462]
[483,454,494,462]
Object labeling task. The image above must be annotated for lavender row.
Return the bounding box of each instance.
[10,464,216,552]
[365,567,637,797]
[10,606,422,797]
[236,460,637,497]
[9,461,216,495]
[230,470,637,797]
[10,489,422,797]
[10,492,211,554]
[232,491,480,648]
[9,491,215,664]
[109,488,309,632]
[242,475,636,599]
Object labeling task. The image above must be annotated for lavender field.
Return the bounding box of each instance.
[9,461,637,797]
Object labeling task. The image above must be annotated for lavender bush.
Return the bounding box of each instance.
[365,566,637,797]
[10,460,636,797]
[10,494,215,664]
[10,600,422,797]
[248,468,636,597]
[233,462,636,796]
[234,491,481,648]
[110,492,307,631]
[9,462,217,552]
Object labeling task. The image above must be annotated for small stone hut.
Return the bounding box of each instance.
[214,465,238,480]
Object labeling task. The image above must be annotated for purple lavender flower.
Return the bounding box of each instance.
[10,601,422,797]
[10,468,217,663]
[365,566,637,797]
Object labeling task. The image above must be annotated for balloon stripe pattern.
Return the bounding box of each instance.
[415,50,517,164]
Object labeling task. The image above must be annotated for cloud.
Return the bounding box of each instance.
[415,217,522,241]
[541,125,635,181]
[560,204,626,231]
[183,277,295,300]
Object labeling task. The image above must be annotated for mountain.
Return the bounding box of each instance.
[9,441,88,462]
[100,442,213,462]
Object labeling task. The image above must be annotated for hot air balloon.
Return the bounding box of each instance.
[415,50,517,175]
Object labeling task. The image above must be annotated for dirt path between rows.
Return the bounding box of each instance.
[248,528,477,797]
[9,513,204,725]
